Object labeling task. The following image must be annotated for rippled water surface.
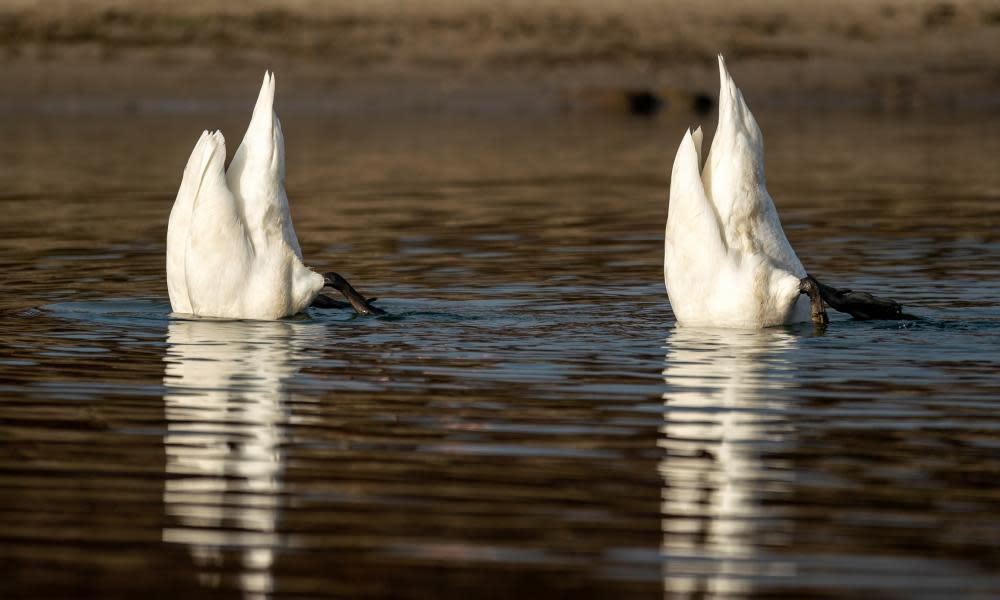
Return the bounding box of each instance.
[1,108,998,599]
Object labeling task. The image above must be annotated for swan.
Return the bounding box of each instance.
[166,72,383,320]
[664,56,906,328]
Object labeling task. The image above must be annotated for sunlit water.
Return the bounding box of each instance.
[0,108,998,599]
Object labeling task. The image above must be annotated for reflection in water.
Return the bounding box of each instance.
[2,110,999,598]
[162,318,318,599]
[660,327,801,598]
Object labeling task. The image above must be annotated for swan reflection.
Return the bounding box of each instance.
[162,318,319,599]
[660,327,802,598]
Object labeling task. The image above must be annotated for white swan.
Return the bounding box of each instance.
[664,56,826,328]
[166,72,382,320]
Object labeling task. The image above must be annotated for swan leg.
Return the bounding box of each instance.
[809,275,910,321]
[799,276,829,325]
[310,293,353,310]
[323,272,386,316]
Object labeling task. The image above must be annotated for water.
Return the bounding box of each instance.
[1,107,998,599]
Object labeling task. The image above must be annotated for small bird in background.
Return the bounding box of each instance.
[563,86,713,117]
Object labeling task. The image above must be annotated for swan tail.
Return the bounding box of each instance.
[229,71,283,179]
[247,71,283,171]
[705,55,807,276]
[715,54,764,160]
[250,71,276,129]
[704,55,765,204]
[225,71,302,259]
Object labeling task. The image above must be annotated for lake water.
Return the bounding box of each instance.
[0,106,998,599]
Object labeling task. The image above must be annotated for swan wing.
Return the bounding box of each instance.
[702,55,805,276]
[184,131,254,317]
[167,130,219,314]
[665,127,727,320]
[226,71,303,258]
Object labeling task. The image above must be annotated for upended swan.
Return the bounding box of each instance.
[665,56,906,328]
[166,72,382,320]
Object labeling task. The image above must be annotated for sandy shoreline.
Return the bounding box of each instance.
[2,0,999,113]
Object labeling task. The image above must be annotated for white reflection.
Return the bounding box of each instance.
[162,318,319,599]
[660,327,801,598]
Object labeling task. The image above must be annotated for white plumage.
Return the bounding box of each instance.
[166,72,324,320]
[665,56,811,328]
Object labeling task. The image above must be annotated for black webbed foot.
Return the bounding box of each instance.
[311,293,352,310]
[808,274,913,320]
[322,272,386,316]
[799,276,829,325]
[312,293,379,310]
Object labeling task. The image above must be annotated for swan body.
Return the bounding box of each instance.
[664,56,811,328]
[167,72,324,320]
